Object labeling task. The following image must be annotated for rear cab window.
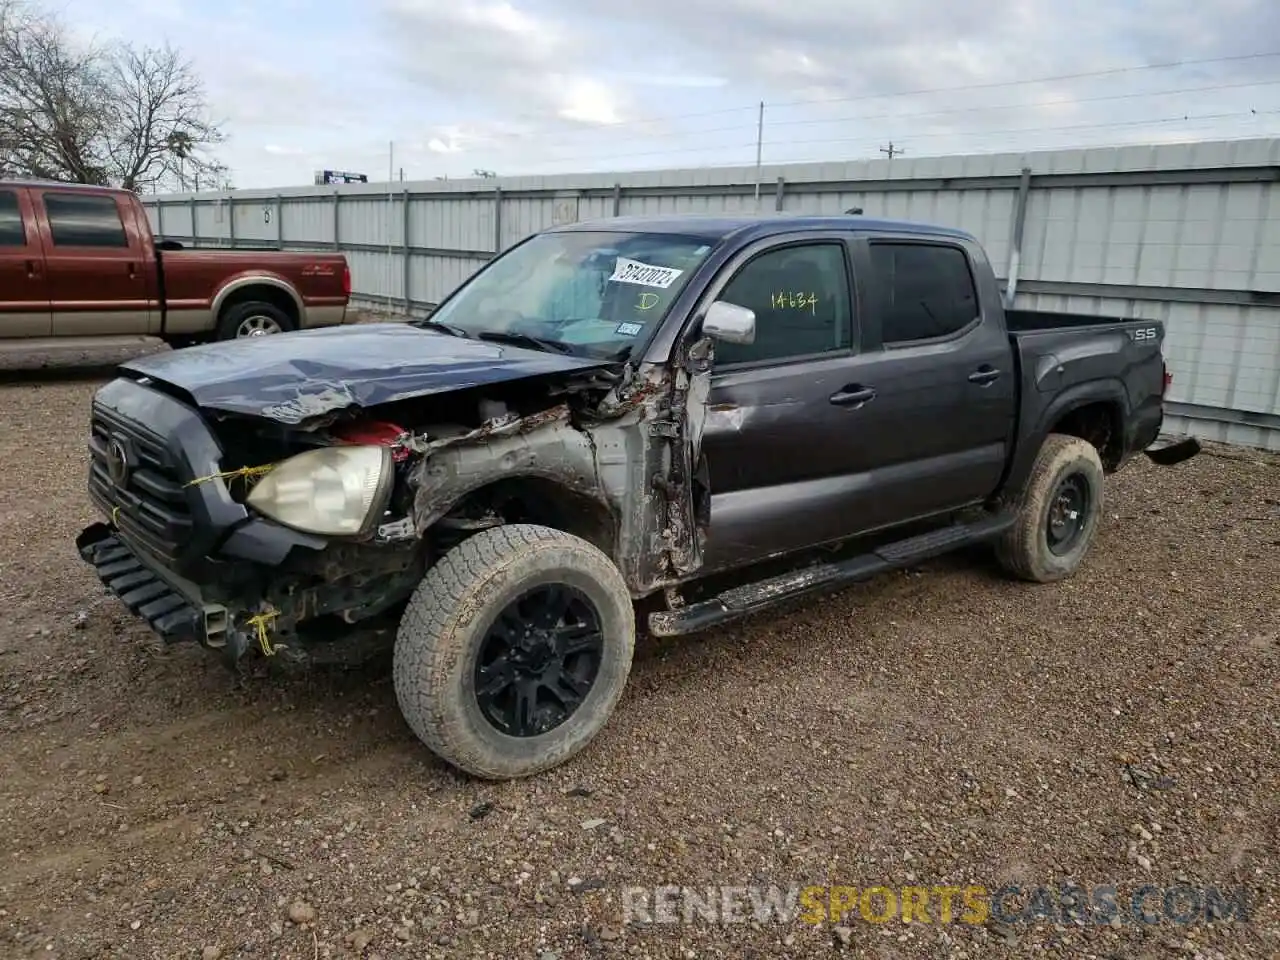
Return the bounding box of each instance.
[0,190,27,247]
[869,241,979,344]
[41,192,130,248]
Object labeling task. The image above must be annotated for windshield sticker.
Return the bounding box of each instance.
[609,257,684,289]
[615,321,644,337]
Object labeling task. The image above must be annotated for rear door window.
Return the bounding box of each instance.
[42,193,129,248]
[870,242,979,344]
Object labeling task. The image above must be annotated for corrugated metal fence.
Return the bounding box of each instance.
[142,137,1280,450]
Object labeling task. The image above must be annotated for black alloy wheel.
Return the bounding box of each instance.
[472,584,604,737]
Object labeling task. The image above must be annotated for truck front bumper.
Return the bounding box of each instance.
[76,521,229,648]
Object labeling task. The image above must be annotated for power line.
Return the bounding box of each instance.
[401,49,1280,153]
[611,76,1280,145]
[432,77,1280,171]
[513,109,1279,172]
[381,69,1280,174]
[768,50,1280,110]
[880,142,904,160]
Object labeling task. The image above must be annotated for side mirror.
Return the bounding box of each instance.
[702,300,756,345]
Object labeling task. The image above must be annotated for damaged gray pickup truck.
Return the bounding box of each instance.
[76,213,1200,779]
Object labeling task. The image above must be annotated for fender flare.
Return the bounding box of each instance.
[211,274,305,324]
[1003,378,1130,496]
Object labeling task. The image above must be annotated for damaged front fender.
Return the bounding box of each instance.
[407,403,608,533]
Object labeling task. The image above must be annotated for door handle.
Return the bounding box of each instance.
[968,366,1001,385]
[126,262,136,279]
[25,259,38,278]
[830,385,876,407]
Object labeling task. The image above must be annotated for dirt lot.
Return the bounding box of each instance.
[0,355,1276,960]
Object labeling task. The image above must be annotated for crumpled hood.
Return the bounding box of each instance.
[120,322,612,424]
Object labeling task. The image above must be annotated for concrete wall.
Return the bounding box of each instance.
[142,137,1280,450]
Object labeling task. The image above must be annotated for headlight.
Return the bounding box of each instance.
[245,445,393,536]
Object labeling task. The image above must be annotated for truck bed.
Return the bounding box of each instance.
[1004,308,1167,476]
[1005,308,1151,333]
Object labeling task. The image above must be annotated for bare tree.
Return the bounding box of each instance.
[0,0,225,191]
[0,0,108,183]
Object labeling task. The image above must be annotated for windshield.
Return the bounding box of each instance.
[425,230,715,359]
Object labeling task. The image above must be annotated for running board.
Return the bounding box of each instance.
[647,512,1016,637]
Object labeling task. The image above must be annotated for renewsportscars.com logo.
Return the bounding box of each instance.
[619,883,1251,927]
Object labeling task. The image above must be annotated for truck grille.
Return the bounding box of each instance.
[88,403,193,565]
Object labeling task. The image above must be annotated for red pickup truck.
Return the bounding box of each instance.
[0,180,352,355]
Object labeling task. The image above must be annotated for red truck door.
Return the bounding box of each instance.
[32,187,156,337]
[0,186,52,338]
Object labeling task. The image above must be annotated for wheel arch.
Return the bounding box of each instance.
[213,275,304,327]
[427,473,620,559]
[1047,398,1125,470]
[1003,378,1130,500]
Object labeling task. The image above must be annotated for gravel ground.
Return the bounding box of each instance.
[0,352,1276,960]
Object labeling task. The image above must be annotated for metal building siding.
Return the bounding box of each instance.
[281,195,334,246]
[140,135,1280,448]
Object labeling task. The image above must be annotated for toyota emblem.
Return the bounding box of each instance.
[106,437,131,486]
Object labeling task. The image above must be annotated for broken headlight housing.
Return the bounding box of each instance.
[245,446,394,537]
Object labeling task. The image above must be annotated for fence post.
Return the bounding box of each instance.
[156,200,165,238]
[275,194,283,248]
[227,194,236,248]
[612,183,622,217]
[189,197,198,246]
[333,190,341,250]
[774,177,786,212]
[493,185,503,254]
[1004,166,1032,307]
[402,187,411,312]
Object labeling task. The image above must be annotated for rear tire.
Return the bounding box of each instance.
[393,524,635,780]
[215,300,296,340]
[995,433,1105,583]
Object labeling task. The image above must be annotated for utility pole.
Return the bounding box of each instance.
[880,142,903,160]
[753,100,764,210]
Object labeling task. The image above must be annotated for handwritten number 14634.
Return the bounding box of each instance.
[771,291,818,315]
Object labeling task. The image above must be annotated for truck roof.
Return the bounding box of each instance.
[0,179,123,192]
[552,213,977,244]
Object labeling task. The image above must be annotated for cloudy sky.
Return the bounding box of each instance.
[60,0,1280,189]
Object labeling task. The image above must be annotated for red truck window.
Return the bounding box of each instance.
[0,190,24,246]
[43,193,128,248]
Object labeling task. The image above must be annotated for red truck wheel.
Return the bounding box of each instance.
[216,300,297,340]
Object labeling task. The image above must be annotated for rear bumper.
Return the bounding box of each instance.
[76,522,227,647]
[1143,435,1201,466]
[300,303,349,329]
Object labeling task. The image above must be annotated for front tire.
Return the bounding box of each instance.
[995,433,1105,583]
[215,300,296,340]
[393,524,635,780]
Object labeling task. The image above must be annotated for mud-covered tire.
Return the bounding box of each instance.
[392,524,635,780]
[995,433,1105,583]
[215,300,296,340]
